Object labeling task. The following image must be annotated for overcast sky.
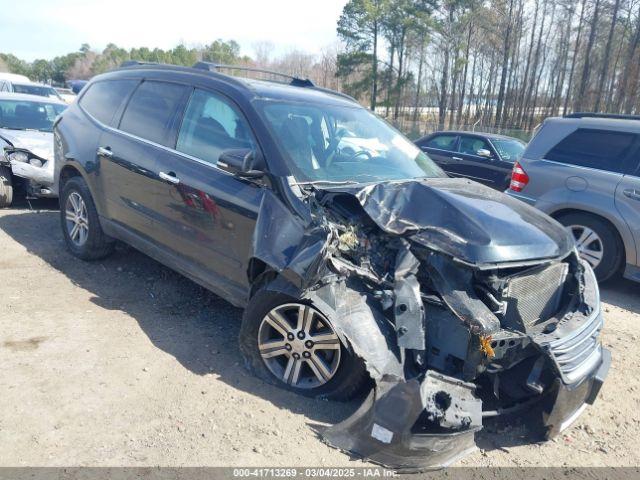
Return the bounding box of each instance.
[0,0,348,61]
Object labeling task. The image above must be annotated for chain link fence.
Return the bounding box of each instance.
[377,110,537,142]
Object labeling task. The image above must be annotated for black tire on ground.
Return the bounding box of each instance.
[556,211,623,282]
[0,166,13,208]
[60,176,115,260]
[239,288,370,401]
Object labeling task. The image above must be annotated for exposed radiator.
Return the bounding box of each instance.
[502,262,569,332]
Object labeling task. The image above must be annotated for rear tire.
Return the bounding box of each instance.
[556,212,623,282]
[0,166,13,208]
[240,288,370,401]
[60,176,114,260]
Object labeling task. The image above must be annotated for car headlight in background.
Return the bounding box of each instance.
[7,151,44,168]
[8,151,29,163]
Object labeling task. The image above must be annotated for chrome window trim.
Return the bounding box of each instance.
[79,103,236,177]
[425,146,457,154]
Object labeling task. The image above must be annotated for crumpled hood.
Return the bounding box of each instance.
[352,177,573,265]
[0,128,53,160]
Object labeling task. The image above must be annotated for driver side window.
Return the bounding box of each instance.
[176,89,256,166]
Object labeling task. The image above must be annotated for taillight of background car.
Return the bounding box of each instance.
[510,161,529,192]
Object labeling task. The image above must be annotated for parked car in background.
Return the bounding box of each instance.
[52,61,609,469]
[0,72,31,91]
[1,79,64,101]
[415,131,526,190]
[0,92,67,207]
[55,87,76,104]
[507,113,640,283]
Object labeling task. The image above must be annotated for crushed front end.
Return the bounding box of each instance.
[249,178,610,471]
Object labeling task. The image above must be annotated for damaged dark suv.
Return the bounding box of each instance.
[54,62,610,470]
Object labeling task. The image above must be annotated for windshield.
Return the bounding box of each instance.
[258,101,446,184]
[491,138,526,161]
[0,99,66,132]
[12,83,62,100]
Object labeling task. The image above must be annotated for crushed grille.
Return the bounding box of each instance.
[547,312,603,384]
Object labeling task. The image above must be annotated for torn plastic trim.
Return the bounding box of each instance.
[392,240,426,350]
[306,280,404,381]
[323,372,482,472]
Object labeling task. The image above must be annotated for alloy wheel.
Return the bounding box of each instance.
[258,303,342,389]
[569,224,604,269]
[65,191,89,246]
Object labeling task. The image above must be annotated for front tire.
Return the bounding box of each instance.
[60,176,114,260]
[557,212,623,282]
[240,289,370,400]
[0,166,13,208]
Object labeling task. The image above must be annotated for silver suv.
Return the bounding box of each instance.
[507,113,640,283]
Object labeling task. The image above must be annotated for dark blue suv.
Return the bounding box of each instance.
[54,62,609,470]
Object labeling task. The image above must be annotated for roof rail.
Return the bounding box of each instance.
[564,112,640,121]
[192,62,315,87]
[120,60,160,68]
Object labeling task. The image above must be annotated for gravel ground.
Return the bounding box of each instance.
[0,200,638,468]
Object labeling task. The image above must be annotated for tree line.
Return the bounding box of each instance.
[2,0,639,137]
[336,0,640,134]
[0,40,250,85]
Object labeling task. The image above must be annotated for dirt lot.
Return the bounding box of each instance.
[1,200,639,468]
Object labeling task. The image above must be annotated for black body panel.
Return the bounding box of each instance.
[348,178,574,266]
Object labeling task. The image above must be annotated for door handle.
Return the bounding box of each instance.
[159,171,180,185]
[96,146,113,158]
[623,189,640,201]
[452,156,463,161]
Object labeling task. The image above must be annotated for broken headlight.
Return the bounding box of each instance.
[8,150,44,168]
[8,151,29,163]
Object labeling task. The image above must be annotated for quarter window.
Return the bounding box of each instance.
[119,81,189,147]
[79,80,138,126]
[546,129,637,173]
[176,89,255,165]
[426,134,458,151]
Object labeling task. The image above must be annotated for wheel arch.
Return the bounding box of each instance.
[58,163,105,217]
[550,207,629,270]
[247,258,279,300]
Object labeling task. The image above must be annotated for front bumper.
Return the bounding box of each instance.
[323,347,609,471]
[3,148,56,196]
[319,247,608,470]
[323,293,610,472]
[10,159,54,186]
[543,346,610,438]
[323,372,482,472]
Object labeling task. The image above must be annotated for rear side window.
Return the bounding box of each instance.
[79,80,138,125]
[545,129,637,173]
[426,134,458,151]
[119,81,189,147]
[458,136,491,156]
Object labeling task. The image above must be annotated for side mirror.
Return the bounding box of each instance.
[477,149,493,158]
[218,149,264,178]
